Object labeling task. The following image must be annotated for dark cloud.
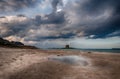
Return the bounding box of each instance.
[0,15,37,38]
[0,0,40,13]
[51,0,63,12]
[81,0,120,15]
[34,15,41,26]
[1,19,30,37]
[43,11,66,24]
[0,0,120,44]
[39,33,75,40]
[24,32,75,42]
[63,0,120,39]
[83,0,120,38]
[82,14,120,38]
[17,14,26,17]
[0,11,67,39]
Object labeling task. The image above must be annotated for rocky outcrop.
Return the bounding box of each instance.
[0,37,10,45]
[11,41,24,46]
[0,37,37,49]
[0,37,24,46]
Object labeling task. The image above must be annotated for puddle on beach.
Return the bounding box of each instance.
[48,55,91,66]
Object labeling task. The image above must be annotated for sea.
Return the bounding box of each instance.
[48,48,120,53]
[77,49,120,53]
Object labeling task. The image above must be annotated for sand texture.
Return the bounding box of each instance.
[0,47,120,79]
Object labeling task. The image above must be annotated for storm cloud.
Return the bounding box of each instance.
[0,0,120,48]
[63,0,120,38]
[0,0,40,13]
[51,0,63,12]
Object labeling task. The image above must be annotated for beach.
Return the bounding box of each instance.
[0,47,120,79]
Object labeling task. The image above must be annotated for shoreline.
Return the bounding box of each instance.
[0,47,120,79]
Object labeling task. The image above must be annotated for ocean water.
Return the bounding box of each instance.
[79,49,120,53]
[45,48,120,53]
[48,48,120,53]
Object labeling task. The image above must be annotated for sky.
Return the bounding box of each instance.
[0,0,120,49]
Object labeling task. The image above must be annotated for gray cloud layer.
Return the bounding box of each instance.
[0,0,120,47]
[0,0,40,13]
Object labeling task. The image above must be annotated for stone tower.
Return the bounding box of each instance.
[65,45,70,49]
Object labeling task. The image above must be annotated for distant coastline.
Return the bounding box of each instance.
[48,48,120,53]
[0,37,37,49]
[112,48,120,50]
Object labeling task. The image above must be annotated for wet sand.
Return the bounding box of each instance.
[0,47,120,79]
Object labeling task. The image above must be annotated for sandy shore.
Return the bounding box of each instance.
[0,47,120,79]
